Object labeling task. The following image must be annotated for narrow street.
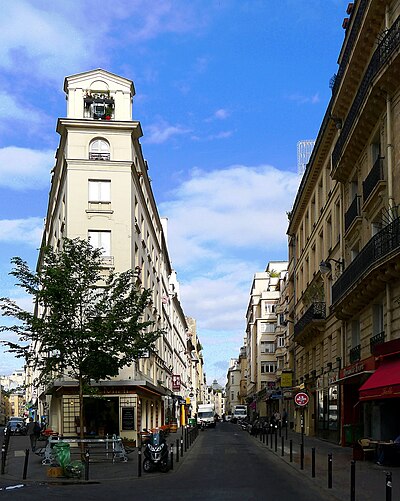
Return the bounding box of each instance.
[1,423,338,500]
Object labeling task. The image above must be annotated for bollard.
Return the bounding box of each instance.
[1,445,5,475]
[281,436,284,456]
[386,471,392,501]
[279,424,282,438]
[85,448,90,481]
[328,453,333,489]
[137,447,141,477]
[263,429,266,445]
[259,429,262,442]
[270,429,273,448]
[22,449,29,480]
[300,443,304,470]
[285,423,288,440]
[176,439,180,463]
[274,429,278,452]
[170,444,174,471]
[180,437,184,457]
[311,447,315,478]
[350,460,355,501]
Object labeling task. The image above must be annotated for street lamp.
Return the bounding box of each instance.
[319,258,344,275]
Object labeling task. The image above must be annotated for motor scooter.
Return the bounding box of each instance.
[142,429,169,473]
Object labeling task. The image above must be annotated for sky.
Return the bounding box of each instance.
[0,0,350,383]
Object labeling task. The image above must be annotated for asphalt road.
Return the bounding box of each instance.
[1,423,338,500]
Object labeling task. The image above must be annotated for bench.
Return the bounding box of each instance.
[42,436,128,465]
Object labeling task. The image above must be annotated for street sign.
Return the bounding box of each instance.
[294,392,309,407]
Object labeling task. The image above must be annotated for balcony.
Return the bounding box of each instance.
[294,302,326,346]
[344,195,361,233]
[332,15,400,179]
[89,152,110,161]
[332,217,400,317]
[84,94,115,120]
[370,331,385,354]
[349,344,361,364]
[362,157,384,204]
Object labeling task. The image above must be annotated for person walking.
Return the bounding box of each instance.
[26,417,37,452]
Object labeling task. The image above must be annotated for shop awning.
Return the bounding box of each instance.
[359,358,400,400]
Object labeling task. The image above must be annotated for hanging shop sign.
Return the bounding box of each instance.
[172,375,181,392]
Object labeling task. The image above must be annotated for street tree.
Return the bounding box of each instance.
[0,237,163,439]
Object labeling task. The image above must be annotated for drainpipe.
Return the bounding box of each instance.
[386,284,392,342]
[386,95,394,210]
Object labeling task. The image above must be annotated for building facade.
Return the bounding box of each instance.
[288,0,400,445]
[29,69,198,444]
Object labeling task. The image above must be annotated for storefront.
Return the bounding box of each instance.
[315,371,340,443]
[338,356,375,446]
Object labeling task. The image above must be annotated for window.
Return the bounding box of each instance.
[261,341,275,353]
[265,303,276,314]
[261,362,277,373]
[89,139,110,161]
[372,303,384,335]
[261,323,276,333]
[88,180,111,202]
[277,336,285,348]
[88,230,111,256]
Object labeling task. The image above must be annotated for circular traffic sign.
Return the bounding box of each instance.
[294,392,309,407]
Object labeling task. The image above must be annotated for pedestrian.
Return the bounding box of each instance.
[26,417,37,452]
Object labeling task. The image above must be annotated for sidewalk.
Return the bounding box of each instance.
[249,427,398,501]
[0,427,193,486]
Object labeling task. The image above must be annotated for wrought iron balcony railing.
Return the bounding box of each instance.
[370,331,385,354]
[332,15,400,168]
[349,344,361,364]
[332,217,400,304]
[89,152,111,161]
[362,157,384,202]
[294,302,326,339]
[345,195,361,232]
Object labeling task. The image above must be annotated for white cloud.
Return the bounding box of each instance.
[0,147,54,190]
[144,120,191,144]
[286,92,320,105]
[161,164,299,269]
[160,164,299,332]
[214,109,230,120]
[0,217,43,247]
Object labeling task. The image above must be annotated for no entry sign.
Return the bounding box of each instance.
[294,392,309,407]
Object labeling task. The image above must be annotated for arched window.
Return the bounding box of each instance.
[89,139,110,161]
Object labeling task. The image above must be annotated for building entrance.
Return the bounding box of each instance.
[83,397,119,436]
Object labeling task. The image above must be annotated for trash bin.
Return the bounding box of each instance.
[344,424,353,446]
[53,441,71,470]
[188,418,196,427]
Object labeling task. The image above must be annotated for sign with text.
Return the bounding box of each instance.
[172,375,181,391]
[121,407,135,430]
[280,372,293,388]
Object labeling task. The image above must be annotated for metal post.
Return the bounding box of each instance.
[274,428,278,452]
[270,427,273,448]
[350,460,355,501]
[180,437,184,457]
[386,471,392,501]
[184,427,187,452]
[263,429,266,444]
[285,422,288,440]
[85,449,90,481]
[290,439,293,462]
[311,447,315,478]
[170,444,174,471]
[301,408,304,446]
[328,453,333,489]
[1,445,5,475]
[22,449,29,480]
[176,439,179,462]
[281,436,284,456]
[137,447,141,478]
[300,443,304,470]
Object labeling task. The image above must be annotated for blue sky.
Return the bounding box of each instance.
[0,0,349,382]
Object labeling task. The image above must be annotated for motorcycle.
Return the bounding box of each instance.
[142,429,170,473]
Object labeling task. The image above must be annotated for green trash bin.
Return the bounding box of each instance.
[343,424,353,446]
[53,441,71,470]
[188,418,196,427]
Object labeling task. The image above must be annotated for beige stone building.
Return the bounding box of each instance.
[288,1,400,445]
[245,261,288,419]
[29,69,197,443]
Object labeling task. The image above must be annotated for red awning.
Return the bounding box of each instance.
[359,358,400,400]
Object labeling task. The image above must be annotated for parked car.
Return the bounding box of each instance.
[5,417,27,435]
